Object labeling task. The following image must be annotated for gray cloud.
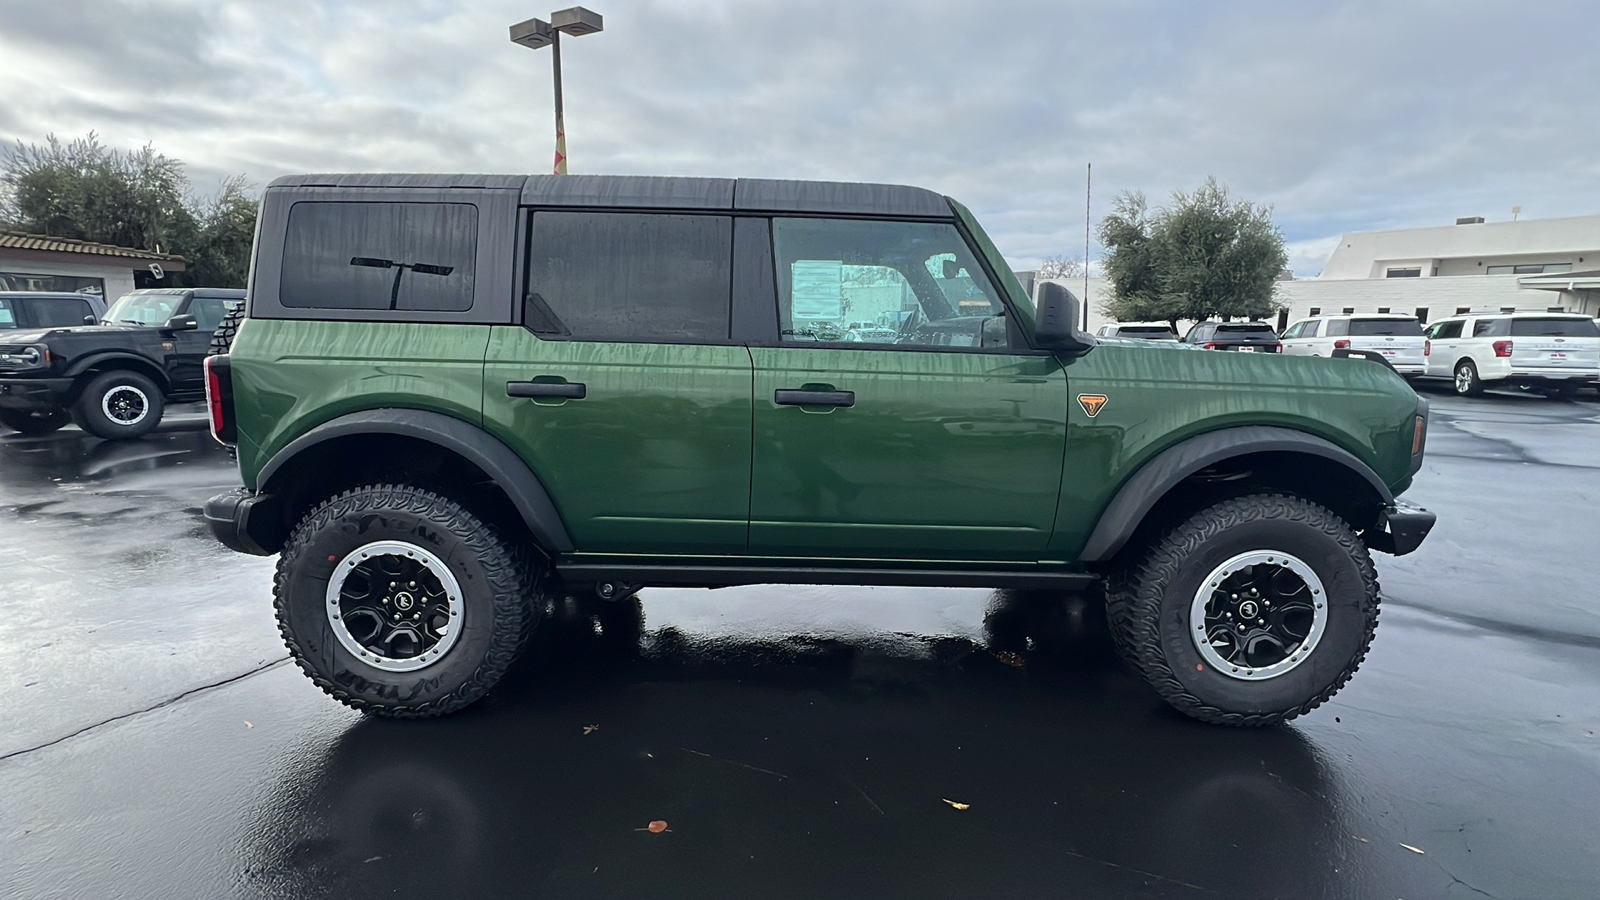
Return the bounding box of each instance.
[2,0,1598,273]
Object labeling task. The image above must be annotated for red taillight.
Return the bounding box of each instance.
[1333,339,1351,350]
[1265,342,1282,353]
[204,355,234,445]
[1424,339,1431,356]
[1203,342,1219,349]
[1492,340,1513,358]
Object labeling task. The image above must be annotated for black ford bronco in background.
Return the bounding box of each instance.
[0,287,243,437]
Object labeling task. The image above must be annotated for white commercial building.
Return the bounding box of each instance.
[1282,214,1600,329]
[0,230,187,302]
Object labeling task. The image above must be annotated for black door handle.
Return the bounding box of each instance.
[775,389,854,408]
[507,381,586,399]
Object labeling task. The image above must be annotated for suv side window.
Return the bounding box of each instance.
[1473,318,1509,337]
[27,297,92,327]
[524,212,732,342]
[1303,320,1320,337]
[189,298,235,332]
[0,298,15,328]
[771,218,1007,349]
[1282,321,1303,339]
[1324,318,1349,337]
[280,202,478,312]
[1432,320,1463,339]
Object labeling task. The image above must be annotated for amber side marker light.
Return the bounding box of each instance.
[1413,415,1426,454]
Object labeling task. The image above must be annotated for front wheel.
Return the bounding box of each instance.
[274,484,542,717]
[0,408,71,435]
[1106,493,1379,727]
[74,370,164,439]
[1453,360,1484,397]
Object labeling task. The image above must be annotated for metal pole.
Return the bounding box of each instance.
[1084,162,1091,330]
[551,30,567,174]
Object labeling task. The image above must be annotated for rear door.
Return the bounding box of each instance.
[748,216,1068,560]
[481,210,753,555]
[1507,316,1600,375]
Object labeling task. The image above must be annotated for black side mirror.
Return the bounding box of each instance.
[1033,283,1096,356]
[163,314,198,332]
[82,314,98,325]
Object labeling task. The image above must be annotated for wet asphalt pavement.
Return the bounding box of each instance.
[2,390,1598,899]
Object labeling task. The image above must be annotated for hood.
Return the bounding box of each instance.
[0,324,150,344]
[0,328,59,344]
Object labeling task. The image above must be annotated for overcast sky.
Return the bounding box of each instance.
[2,0,1598,274]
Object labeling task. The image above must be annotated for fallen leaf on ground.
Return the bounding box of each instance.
[582,724,599,735]
[646,820,668,833]
[1400,843,1425,854]
[942,799,971,810]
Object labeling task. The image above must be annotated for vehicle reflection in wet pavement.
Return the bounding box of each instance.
[1,394,1598,899]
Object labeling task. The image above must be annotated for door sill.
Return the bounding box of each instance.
[553,562,1099,591]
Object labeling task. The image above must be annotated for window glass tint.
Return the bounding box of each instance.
[772,218,1005,348]
[29,297,93,327]
[1432,320,1463,339]
[1216,323,1277,338]
[281,202,477,311]
[0,299,16,328]
[1324,319,1349,337]
[1303,321,1320,337]
[1472,318,1509,337]
[526,212,731,341]
[105,293,182,325]
[189,298,235,332]
[1510,317,1600,337]
[1348,318,1423,336]
[1118,326,1175,339]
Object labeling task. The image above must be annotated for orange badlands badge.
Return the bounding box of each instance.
[1077,394,1108,417]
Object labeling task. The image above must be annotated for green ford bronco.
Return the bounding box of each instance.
[203,173,1433,726]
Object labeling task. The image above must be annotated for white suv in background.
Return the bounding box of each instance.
[1279,314,1427,376]
[1422,313,1600,397]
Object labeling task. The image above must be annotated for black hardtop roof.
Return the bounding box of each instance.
[0,291,99,300]
[123,287,247,300]
[266,173,952,217]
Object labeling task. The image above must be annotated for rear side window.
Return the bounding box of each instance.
[525,212,732,342]
[1473,318,1509,337]
[1119,326,1174,339]
[28,297,93,326]
[1348,318,1423,336]
[1303,321,1320,337]
[280,202,477,311]
[1510,317,1600,337]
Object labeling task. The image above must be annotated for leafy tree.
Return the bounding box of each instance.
[1097,177,1286,326]
[1036,254,1084,280]
[0,132,257,288]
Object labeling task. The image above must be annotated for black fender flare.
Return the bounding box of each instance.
[256,408,575,554]
[63,352,172,390]
[1078,425,1394,563]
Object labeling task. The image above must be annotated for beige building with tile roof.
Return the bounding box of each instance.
[0,231,187,303]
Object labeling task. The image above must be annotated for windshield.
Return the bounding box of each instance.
[0,299,14,329]
[1509,317,1600,337]
[1348,318,1424,336]
[104,293,181,326]
[1119,326,1176,339]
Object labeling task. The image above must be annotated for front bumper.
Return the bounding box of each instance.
[1365,499,1435,556]
[203,489,285,556]
[0,376,74,410]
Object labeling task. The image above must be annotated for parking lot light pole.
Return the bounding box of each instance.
[509,7,604,175]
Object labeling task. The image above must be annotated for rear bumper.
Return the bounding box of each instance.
[203,488,285,556]
[1365,499,1436,556]
[0,376,74,410]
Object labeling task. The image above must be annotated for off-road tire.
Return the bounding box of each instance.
[1106,493,1380,727]
[209,304,245,356]
[275,484,542,718]
[1453,360,1484,397]
[73,370,164,440]
[0,408,71,435]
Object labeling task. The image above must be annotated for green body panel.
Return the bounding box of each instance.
[1045,340,1420,557]
[482,328,753,554]
[749,346,1067,560]
[230,319,491,490]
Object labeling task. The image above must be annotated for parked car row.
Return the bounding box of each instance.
[1097,311,1600,398]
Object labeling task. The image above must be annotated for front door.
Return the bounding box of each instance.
[169,295,235,392]
[481,210,752,555]
[1425,319,1464,376]
[748,217,1068,561]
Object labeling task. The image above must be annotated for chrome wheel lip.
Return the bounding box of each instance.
[1190,550,1327,682]
[326,540,464,673]
[101,384,150,425]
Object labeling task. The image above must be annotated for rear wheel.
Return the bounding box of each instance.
[1106,493,1379,727]
[0,408,71,435]
[274,484,543,717]
[74,370,164,439]
[1453,360,1484,396]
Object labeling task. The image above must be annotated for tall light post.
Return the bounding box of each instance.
[509,7,603,174]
